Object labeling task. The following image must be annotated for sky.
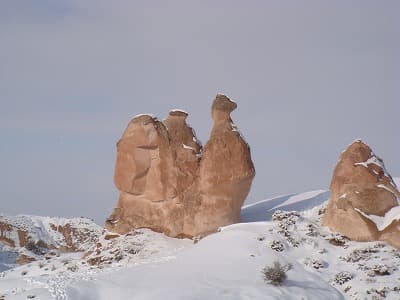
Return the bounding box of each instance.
[1,1,399,224]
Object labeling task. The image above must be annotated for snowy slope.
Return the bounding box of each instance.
[241,190,330,222]
[0,215,101,275]
[67,223,342,300]
[0,215,101,249]
[1,188,400,300]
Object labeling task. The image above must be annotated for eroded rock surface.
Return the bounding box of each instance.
[323,140,400,247]
[106,95,255,238]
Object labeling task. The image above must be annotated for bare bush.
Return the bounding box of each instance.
[261,261,292,286]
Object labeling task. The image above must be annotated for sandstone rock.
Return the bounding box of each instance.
[113,114,177,200]
[0,221,15,247]
[379,220,400,248]
[106,113,196,237]
[16,254,36,265]
[163,109,202,202]
[105,95,255,238]
[183,95,255,236]
[323,140,400,247]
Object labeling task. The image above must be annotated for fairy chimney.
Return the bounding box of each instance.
[323,140,400,247]
[105,95,255,238]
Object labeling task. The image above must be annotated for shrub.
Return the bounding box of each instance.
[67,264,79,272]
[272,210,299,222]
[334,271,353,285]
[270,240,284,252]
[366,287,388,298]
[306,224,318,237]
[369,264,391,276]
[286,237,300,248]
[261,261,292,286]
[328,237,346,247]
[340,247,379,263]
[311,259,325,269]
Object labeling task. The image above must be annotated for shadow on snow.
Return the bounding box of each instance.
[241,191,330,222]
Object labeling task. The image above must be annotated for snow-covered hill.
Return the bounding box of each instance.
[242,190,329,222]
[0,215,101,273]
[1,187,400,300]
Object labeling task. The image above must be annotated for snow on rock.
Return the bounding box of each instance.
[170,108,188,115]
[377,183,398,196]
[132,113,154,119]
[354,152,396,188]
[323,140,400,247]
[354,206,400,231]
[182,143,196,151]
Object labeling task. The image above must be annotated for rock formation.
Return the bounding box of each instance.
[0,215,101,264]
[323,140,400,248]
[163,109,202,203]
[183,95,255,235]
[105,94,255,238]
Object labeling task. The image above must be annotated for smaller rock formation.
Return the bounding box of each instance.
[323,140,400,248]
[106,95,255,238]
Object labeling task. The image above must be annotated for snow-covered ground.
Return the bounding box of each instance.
[1,184,400,300]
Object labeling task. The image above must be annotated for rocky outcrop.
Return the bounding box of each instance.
[16,254,36,265]
[105,94,255,238]
[0,215,102,264]
[323,140,400,248]
[0,221,15,247]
